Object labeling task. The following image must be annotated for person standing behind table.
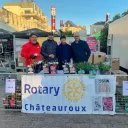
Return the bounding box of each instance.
[20,33,42,66]
[41,32,57,62]
[71,32,91,63]
[56,36,73,70]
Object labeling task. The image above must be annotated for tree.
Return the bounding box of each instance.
[99,24,108,54]
[64,31,73,37]
[122,10,128,17]
[112,13,121,22]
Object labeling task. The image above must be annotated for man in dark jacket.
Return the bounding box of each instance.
[71,33,91,63]
[41,32,57,62]
[56,36,73,70]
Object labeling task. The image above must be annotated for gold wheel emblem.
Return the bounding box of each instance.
[63,78,85,102]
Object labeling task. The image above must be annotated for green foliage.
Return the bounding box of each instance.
[76,62,92,71]
[99,9,128,54]
[122,10,128,17]
[98,62,111,72]
[99,24,108,53]
[64,31,73,37]
[58,29,73,37]
[112,13,121,22]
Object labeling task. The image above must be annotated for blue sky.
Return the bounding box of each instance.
[0,0,128,33]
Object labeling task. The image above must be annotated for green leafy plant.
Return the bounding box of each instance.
[76,62,84,71]
[76,62,92,72]
[98,63,111,73]
[89,64,97,71]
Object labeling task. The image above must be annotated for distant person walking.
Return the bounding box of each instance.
[20,33,42,66]
[41,32,57,62]
[71,32,91,63]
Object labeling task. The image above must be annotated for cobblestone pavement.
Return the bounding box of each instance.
[0,111,128,128]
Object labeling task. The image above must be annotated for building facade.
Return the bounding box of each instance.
[61,21,86,33]
[90,21,105,35]
[0,2,50,32]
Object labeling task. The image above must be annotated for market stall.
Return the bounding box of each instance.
[2,58,128,114]
[0,29,14,72]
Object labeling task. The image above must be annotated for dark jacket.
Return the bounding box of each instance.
[41,39,57,62]
[71,40,91,63]
[56,43,73,69]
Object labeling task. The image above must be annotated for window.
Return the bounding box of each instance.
[25,10,31,14]
[26,17,30,20]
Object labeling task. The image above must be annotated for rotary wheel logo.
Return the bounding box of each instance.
[63,78,85,102]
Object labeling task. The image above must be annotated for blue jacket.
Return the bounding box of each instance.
[41,39,57,62]
[71,40,91,63]
[56,43,73,67]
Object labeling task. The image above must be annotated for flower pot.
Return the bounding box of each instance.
[78,69,85,74]
[85,70,89,74]
[89,70,96,78]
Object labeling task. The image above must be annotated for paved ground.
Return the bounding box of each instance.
[0,111,128,128]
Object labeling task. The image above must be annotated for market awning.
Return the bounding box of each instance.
[13,28,48,38]
[0,29,12,39]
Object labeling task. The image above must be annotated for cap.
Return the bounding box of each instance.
[48,32,54,36]
[60,35,66,40]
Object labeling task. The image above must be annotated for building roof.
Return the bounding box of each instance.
[4,2,34,8]
[93,21,105,25]
[64,20,77,27]
[0,20,16,32]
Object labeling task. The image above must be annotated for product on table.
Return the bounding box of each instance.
[27,65,33,73]
[49,64,57,74]
[63,63,70,74]
[43,64,49,74]
[69,64,76,74]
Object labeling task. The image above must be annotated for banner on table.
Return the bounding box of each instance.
[22,75,116,114]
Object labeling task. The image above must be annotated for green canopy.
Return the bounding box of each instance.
[93,31,101,40]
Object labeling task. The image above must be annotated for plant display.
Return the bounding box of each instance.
[98,63,111,73]
[3,85,21,109]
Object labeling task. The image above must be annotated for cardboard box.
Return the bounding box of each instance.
[88,53,93,63]
[116,75,128,87]
[111,70,127,75]
[93,52,106,64]
[112,58,120,70]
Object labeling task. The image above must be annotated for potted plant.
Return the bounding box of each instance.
[98,63,111,75]
[82,62,92,74]
[89,65,97,78]
[76,62,85,74]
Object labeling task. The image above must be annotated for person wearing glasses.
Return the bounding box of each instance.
[71,32,91,63]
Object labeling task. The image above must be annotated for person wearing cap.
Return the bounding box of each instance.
[71,32,91,63]
[20,33,42,66]
[41,32,57,62]
[56,36,73,70]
